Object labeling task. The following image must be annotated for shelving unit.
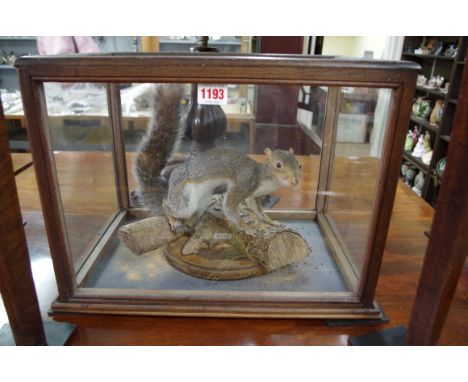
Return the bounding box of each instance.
[400,36,467,206]
[415,85,447,98]
[410,114,438,133]
[0,36,37,90]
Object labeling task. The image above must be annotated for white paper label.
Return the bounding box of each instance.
[213,232,232,241]
[197,84,228,105]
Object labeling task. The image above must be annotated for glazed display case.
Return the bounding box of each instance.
[15,53,418,319]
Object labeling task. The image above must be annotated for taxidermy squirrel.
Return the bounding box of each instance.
[135,84,302,233]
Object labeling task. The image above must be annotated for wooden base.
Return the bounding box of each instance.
[164,236,266,280]
[50,297,384,320]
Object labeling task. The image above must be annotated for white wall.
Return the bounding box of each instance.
[322,36,357,56]
[322,36,388,59]
[352,36,388,59]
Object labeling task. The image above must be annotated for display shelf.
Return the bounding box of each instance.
[0,37,37,92]
[402,52,454,61]
[434,170,443,182]
[416,86,447,99]
[401,36,467,205]
[410,114,438,133]
[440,135,451,143]
[403,151,429,174]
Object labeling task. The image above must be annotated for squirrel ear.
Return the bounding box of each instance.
[289,147,294,154]
[264,148,272,158]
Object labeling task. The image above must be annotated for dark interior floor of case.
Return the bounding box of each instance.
[82,220,349,292]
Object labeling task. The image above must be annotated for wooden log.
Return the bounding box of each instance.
[119,196,309,279]
[118,216,179,255]
[166,197,309,280]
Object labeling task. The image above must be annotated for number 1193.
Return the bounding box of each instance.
[201,87,225,100]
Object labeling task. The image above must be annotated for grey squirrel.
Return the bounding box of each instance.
[135,84,302,233]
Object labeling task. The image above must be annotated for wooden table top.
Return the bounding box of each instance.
[12,150,467,345]
[10,153,33,175]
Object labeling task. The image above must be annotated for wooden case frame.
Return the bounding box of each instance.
[15,53,418,319]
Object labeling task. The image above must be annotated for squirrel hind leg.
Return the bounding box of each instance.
[163,203,189,234]
[223,187,250,231]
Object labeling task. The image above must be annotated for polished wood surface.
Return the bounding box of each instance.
[50,183,465,345]
[10,149,468,343]
[11,153,32,175]
[0,101,46,345]
[406,55,468,345]
[9,150,468,343]
[15,53,420,87]
[50,184,465,345]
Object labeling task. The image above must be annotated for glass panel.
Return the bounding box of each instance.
[122,83,325,212]
[44,82,119,273]
[327,87,392,279]
[296,85,327,210]
[81,82,350,294]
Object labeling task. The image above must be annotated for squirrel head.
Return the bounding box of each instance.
[264,147,301,187]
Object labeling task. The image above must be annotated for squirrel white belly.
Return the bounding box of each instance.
[135,84,302,233]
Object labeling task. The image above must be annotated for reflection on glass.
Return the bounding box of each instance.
[327,87,392,276]
[123,83,256,207]
[44,82,119,273]
[80,82,346,293]
[121,83,326,212]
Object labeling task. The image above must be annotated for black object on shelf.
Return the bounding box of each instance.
[184,36,227,152]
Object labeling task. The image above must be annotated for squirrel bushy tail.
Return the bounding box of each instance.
[135,84,185,212]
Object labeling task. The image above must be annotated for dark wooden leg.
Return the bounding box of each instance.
[350,57,468,347]
[406,60,468,346]
[0,101,47,345]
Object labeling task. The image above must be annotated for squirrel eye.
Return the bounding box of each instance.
[299,164,302,169]
[276,162,282,168]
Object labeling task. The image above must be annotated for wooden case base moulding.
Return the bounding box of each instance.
[50,296,385,320]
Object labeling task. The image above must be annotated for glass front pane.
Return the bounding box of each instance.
[122,83,324,212]
[44,82,119,273]
[81,82,352,294]
[326,87,392,281]
[37,81,392,300]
